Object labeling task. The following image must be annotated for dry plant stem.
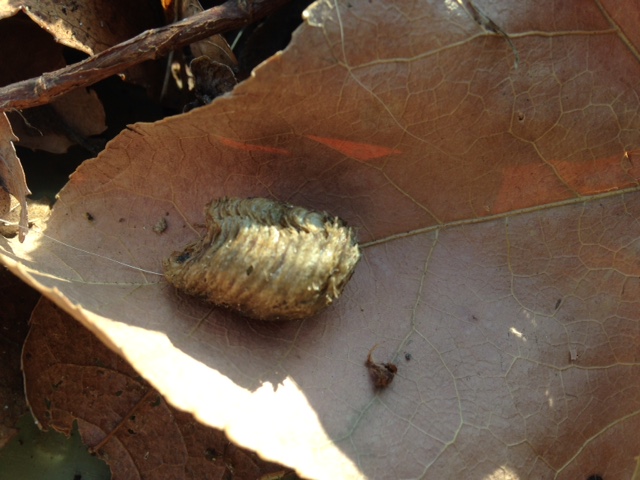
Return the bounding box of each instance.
[0,0,291,111]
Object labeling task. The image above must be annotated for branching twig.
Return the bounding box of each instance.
[0,0,291,111]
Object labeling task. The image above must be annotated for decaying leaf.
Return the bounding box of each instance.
[0,13,106,153]
[189,56,237,106]
[0,0,168,97]
[0,267,39,448]
[23,299,292,479]
[0,113,29,241]
[0,0,162,55]
[2,1,640,478]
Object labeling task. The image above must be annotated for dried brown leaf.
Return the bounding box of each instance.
[0,267,39,448]
[23,298,290,479]
[0,14,106,153]
[0,113,29,241]
[0,0,162,55]
[0,0,164,94]
[8,89,106,154]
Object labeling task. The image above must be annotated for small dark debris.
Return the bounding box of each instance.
[404,352,412,361]
[365,345,397,389]
[555,298,562,310]
[586,475,604,480]
[85,212,94,221]
[187,56,237,109]
[205,447,220,461]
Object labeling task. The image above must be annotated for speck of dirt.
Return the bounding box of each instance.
[153,217,168,234]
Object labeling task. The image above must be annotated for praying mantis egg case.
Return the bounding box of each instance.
[162,197,361,321]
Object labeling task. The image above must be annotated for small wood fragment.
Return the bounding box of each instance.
[365,345,397,389]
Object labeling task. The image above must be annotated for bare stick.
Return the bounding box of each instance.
[0,0,291,111]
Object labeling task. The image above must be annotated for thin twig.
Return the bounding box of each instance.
[0,0,291,111]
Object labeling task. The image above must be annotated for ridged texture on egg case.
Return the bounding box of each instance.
[163,197,361,321]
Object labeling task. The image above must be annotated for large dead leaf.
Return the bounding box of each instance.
[0,0,161,54]
[22,298,292,479]
[2,0,640,477]
[0,266,39,448]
